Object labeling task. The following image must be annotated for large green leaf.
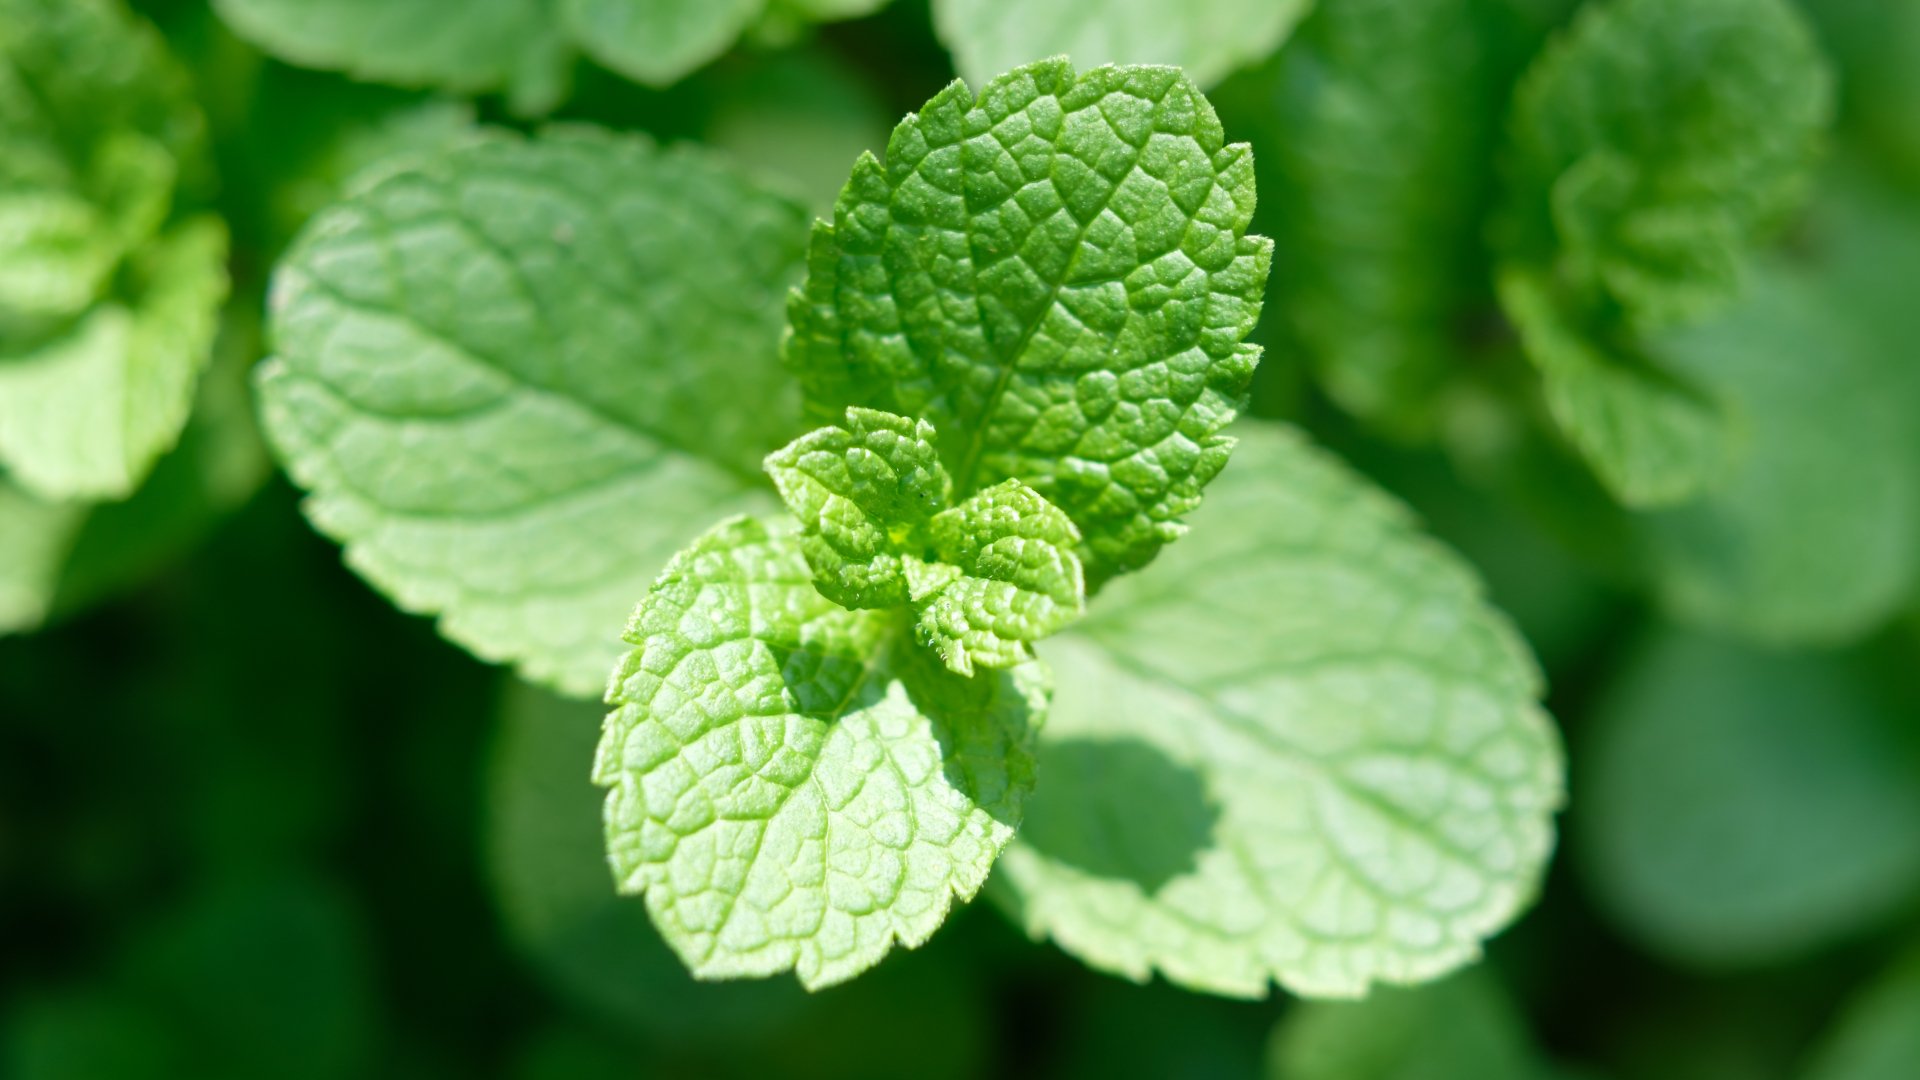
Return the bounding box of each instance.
[257,128,808,695]
[787,58,1271,587]
[932,0,1312,90]
[1804,950,1920,1080]
[990,421,1563,998]
[595,516,1045,989]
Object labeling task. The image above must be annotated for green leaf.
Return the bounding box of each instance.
[1803,950,1920,1080]
[257,128,808,696]
[786,59,1271,587]
[488,679,808,1039]
[0,218,229,501]
[704,51,894,214]
[210,0,569,111]
[559,0,762,88]
[1228,0,1528,436]
[1265,969,1545,1080]
[990,421,1563,998]
[931,0,1312,90]
[1497,269,1732,508]
[0,0,228,501]
[765,406,952,611]
[916,479,1085,675]
[0,481,86,634]
[594,515,1045,989]
[1495,0,1833,507]
[1578,628,1920,967]
[1636,169,1920,644]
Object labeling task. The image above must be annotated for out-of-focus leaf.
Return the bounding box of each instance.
[704,51,890,213]
[1579,628,1920,967]
[0,0,229,501]
[1266,969,1544,1080]
[1636,169,1920,645]
[991,421,1563,998]
[1804,0,1920,188]
[932,0,1311,90]
[1495,0,1833,507]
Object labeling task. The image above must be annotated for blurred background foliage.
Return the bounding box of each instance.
[4,0,1920,1076]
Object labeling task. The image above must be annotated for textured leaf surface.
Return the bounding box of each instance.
[916,479,1084,674]
[1579,629,1920,967]
[257,129,808,695]
[594,516,1045,989]
[560,0,761,88]
[1496,0,1832,506]
[787,58,1271,587]
[991,421,1563,998]
[211,0,565,107]
[932,0,1311,90]
[1266,970,1543,1080]
[1637,171,1920,644]
[1236,0,1523,435]
[765,407,952,611]
[0,0,227,501]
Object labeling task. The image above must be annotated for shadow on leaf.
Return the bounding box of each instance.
[1018,737,1218,894]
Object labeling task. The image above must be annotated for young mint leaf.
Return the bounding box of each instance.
[559,0,761,88]
[211,0,570,113]
[917,479,1084,675]
[1224,0,1527,437]
[1580,629,1920,967]
[594,515,1045,989]
[990,421,1563,998]
[256,128,809,696]
[931,0,1311,90]
[0,0,228,502]
[1495,0,1833,507]
[766,406,1086,673]
[1266,970,1545,1080]
[786,59,1271,587]
[765,407,952,611]
[1803,950,1920,1080]
[1637,168,1920,645]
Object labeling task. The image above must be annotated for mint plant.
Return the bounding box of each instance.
[256,56,1561,993]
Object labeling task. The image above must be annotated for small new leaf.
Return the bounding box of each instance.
[786,58,1270,587]
[918,479,1085,675]
[595,516,1045,989]
[764,406,952,610]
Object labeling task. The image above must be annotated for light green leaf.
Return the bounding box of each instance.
[765,406,952,611]
[704,51,893,214]
[0,218,229,501]
[1579,629,1920,967]
[1266,969,1544,1080]
[916,479,1085,675]
[1637,170,1920,644]
[560,0,761,88]
[990,421,1563,998]
[488,679,808,1039]
[211,0,568,111]
[256,128,808,696]
[1229,0,1526,436]
[0,0,227,502]
[932,0,1312,90]
[787,59,1271,587]
[1495,0,1833,507]
[0,480,86,634]
[594,515,1045,989]
[1803,950,1920,1080]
